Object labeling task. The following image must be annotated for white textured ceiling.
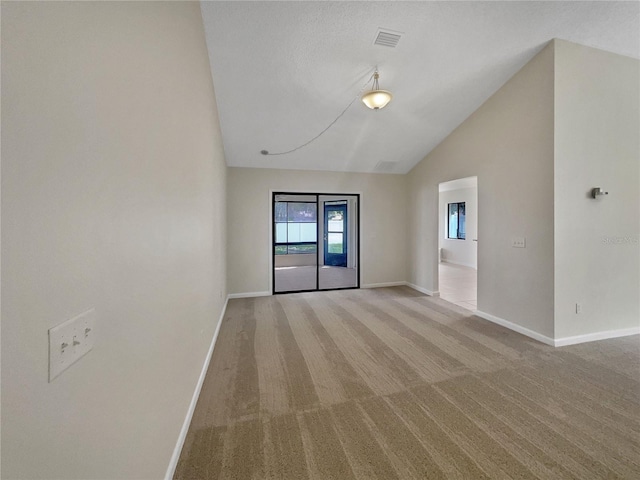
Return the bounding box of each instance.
[201,1,639,174]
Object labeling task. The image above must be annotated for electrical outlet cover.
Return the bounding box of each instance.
[511,237,526,248]
[49,309,96,381]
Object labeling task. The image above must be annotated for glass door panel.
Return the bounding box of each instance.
[324,205,347,267]
[273,195,318,293]
[319,197,357,290]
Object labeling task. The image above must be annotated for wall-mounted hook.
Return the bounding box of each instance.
[591,187,608,199]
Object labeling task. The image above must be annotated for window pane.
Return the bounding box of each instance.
[273,201,318,257]
[275,202,287,222]
[288,223,301,242]
[275,223,287,243]
[288,202,317,222]
[299,223,317,242]
[447,202,466,239]
[458,203,466,239]
[328,233,343,253]
[327,210,344,232]
[448,204,458,239]
[288,244,317,254]
[286,223,317,242]
[328,219,344,232]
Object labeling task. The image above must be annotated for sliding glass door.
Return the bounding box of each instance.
[273,192,359,294]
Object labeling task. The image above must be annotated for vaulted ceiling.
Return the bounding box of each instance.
[201,1,639,174]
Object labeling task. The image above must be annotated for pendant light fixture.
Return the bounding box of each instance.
[261,68,392,156]
[361,70,392,110]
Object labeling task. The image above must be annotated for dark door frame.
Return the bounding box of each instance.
[272,191,360,295]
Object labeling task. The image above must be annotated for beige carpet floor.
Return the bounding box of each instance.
[175,286,640,479]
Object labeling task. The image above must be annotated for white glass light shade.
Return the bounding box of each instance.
[361,89,392,109]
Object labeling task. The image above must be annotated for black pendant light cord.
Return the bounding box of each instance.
[261,70,377,156]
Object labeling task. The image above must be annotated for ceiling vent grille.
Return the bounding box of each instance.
[374,161,397,173]
[373,29,402,48]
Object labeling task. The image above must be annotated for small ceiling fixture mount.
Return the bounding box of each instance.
[361,70,392,110]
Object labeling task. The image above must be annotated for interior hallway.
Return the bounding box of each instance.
[439,262,477,311]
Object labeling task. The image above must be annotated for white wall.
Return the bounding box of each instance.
[554,40,640,339]
[1,2,227,479]
[439,186,478,268]
[407,42,555,337]
[227,167,407,294]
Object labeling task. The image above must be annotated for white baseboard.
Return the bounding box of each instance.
[228,291,271,299]
[165,296,229,480]
[554,327,640,347]
[475,310,640,347]
[474,310,555,346]
[441,260,477,269]
[362,281,407,289]
[405,282,440,297]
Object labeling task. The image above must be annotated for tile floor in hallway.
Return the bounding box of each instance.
[438,262,477,310]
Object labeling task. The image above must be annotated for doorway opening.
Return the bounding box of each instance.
[438,177,478,310]
[272,192,360,294]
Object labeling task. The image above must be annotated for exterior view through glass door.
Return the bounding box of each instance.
[324,203,347,267]
[273,192,359,294]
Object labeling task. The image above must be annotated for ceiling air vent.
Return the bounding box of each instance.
[374,161,397,173]
[373,28,402,48]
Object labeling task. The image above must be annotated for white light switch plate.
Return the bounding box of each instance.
[511,237,526,248]
[49,309,96,382]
